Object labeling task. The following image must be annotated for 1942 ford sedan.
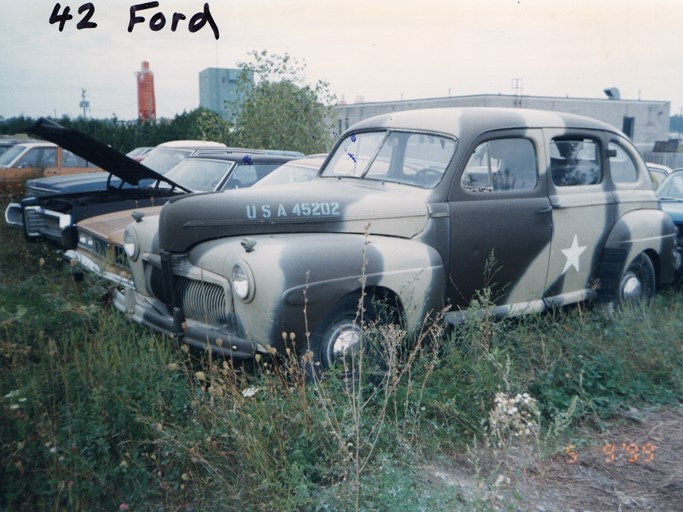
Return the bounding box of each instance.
[116,108,678,368]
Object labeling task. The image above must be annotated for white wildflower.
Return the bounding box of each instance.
[241,387,259,398]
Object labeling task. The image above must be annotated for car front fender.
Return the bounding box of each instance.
[218,233,445,349]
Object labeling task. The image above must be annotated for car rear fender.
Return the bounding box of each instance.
[596,209,677,296]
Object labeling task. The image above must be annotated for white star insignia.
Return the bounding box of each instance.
[561,234,587,274]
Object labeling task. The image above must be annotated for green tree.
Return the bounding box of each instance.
[230,50,336,154]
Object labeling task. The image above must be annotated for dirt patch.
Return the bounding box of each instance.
[426,406,683,511]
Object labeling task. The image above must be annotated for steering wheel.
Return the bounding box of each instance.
[414,167,443,187]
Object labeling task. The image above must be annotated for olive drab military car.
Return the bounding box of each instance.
[115,107,678,368]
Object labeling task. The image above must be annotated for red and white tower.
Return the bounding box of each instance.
[136,61,156,121]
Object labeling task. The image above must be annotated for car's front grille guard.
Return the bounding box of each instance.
[23,207,61,238]
[147,251,232,326]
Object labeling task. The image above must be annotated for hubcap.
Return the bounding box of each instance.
[620,272,642,302]
[329,320,362,360]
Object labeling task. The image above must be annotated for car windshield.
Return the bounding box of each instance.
[321,130,456,188]
[656,171,683,201]
[162,159,235,191]
[140,147,194,173]
[0,144,27,166]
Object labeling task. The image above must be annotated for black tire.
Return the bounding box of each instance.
[311,292,404,370]
[616,253,655,307]
[319,311,363,368]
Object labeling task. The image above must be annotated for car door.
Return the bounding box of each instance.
[542,129,615,303]
[0,146,56,189]
[447,130,552,311]
[52,148,99,176]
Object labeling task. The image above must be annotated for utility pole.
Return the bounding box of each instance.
[79,89,90,118]
[512,78,523,108]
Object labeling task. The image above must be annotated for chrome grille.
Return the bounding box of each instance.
[79,235,128,269]
[149,267,229,325]
[24,209,60,238]
[177,277,229,324]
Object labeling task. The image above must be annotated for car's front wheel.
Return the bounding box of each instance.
[318,309,365,369]
[308,294,401,377]
[616,253,656,307]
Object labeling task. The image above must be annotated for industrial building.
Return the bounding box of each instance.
[333,93,671,154]
[199,68,253,122]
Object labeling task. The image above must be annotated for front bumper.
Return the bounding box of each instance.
[4,202,23,229]
[64,249,134,289]
[5,201,71,242]
[113,286,268,359]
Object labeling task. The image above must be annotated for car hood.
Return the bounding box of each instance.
[79,205,163,244]
[158,178,431,252]
[25,171,127,195]
[27,118,188,190]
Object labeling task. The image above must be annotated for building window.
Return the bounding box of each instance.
[622,116,635,139]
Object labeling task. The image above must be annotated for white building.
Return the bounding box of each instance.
[334,94,671,154]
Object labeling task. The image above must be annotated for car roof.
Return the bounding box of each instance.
[349,107,619,138]
[26,118,190,190]
[156,140,226,149]
[10,141,57,149]
[190,147,305,158]
[185,150,300,163]
[647,163,673,172]
[283,155,328,168]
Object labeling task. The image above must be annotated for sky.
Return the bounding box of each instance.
[2,0,683,121]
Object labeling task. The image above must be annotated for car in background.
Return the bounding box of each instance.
[0,140,100,191]
[656,169,683,273]
[159,150,304,192]
[24,139,228,197]
[0,135,32,157]
[647,163,673,190]
[4,118,194,245]
[126,146,153,161]
[67,152,307,287]
[252,154,325,187]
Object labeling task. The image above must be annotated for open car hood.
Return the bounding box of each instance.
[27,118,190,191]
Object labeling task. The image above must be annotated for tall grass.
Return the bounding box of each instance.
[1,194,682,510]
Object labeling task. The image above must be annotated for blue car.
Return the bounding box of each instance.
[656,169,683,274]
[4,118,300,248]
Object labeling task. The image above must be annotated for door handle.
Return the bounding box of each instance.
[537,205,553,214]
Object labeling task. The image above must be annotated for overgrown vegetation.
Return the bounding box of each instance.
[1,193,682,510]
[228,50,337,154]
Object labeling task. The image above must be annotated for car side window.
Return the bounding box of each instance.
[550,138,601,186]
[608,142,638,183]
[62,150,88,168]
[16,148,56,168]
[461,138,537,192]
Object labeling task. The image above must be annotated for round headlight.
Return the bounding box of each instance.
[123,228,139,261]
[232,262,254,302]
